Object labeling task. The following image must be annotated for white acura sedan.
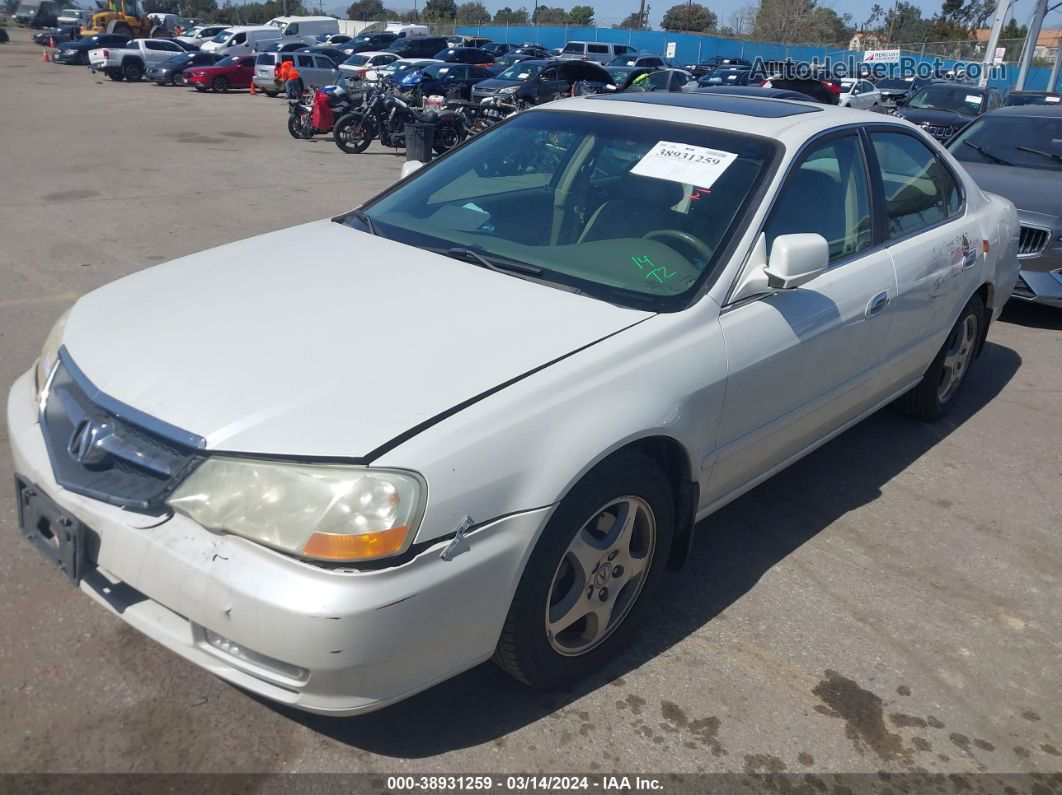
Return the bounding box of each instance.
[8,93,1019,716]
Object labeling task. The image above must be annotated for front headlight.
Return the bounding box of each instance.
[35,309,69,401]
[168,458,425,563]
[498,86,517,95]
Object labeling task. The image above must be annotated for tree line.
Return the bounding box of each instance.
[127,0,1009,48]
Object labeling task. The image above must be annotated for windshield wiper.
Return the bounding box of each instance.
[962,139,1012,166]
[348,208,378,235]
[1016,145,1062,164]
[444,247,543,275]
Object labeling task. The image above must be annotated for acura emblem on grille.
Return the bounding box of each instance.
[67,417,112,466]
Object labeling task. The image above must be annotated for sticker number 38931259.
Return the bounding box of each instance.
[631,140,739,189]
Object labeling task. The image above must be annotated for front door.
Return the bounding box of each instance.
[707,132,897,505]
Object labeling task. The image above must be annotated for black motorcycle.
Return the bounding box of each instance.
[332,80,466,155]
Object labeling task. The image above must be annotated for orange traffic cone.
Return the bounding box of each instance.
[250,79,256,96]
[42,48,49,62]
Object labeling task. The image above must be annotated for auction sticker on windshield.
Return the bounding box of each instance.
[631,141,738,189]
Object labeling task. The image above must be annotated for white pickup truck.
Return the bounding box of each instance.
[89,37,187,82]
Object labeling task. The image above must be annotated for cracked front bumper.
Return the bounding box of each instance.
[7,369,548,715]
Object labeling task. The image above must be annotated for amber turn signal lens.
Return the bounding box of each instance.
[302,526,410,561]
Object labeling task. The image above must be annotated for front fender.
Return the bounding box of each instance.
[375,298,728,545]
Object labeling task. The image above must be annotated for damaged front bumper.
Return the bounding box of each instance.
[7,369,549,716]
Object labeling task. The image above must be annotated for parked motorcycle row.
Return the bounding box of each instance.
[286,74,537,157]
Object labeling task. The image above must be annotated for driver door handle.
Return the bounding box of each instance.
[865,290,890,318]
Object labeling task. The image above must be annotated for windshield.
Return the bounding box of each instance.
[344,54,369,66]
[498,61,543,81]
[347,111,777,309]
[215,56,235,67]
[876,78,912,89]
[610,55,641,66]
[949,115,1062,171]
[908,86,983,115]
[16,3,38,12]
[562,43,583,54]
[210,31,229,43]
[163,54,189,64]
[421,63,453,78]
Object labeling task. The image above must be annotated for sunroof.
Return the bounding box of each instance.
[588,92,823,117]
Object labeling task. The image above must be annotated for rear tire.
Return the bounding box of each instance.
[122,61,142,81]
[494,451,674,689]
[896,294,985,422]
[333,112,375,153]
[432,119,465,154]
[106,69,123,81]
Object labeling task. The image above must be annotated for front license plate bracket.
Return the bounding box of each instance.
[15,476,91,582]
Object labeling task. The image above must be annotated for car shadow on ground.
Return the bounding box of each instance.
[264,341,1022,757]
[999,300,1062,331]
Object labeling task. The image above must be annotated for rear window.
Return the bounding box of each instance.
[562,43,583,54]
[255,52,275,65]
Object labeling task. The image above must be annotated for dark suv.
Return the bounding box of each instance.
[386,36,449,59]
[893,82,1003,141]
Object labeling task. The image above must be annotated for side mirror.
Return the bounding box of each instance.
[763,234,829,289]
[400,159,424,179]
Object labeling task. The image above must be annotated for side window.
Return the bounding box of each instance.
[315,56,333,69]
[297,54,313,67]
[765,135,873,263]
[287,23,298,34]
[231,32,246,45]
[588,44,608,54]
[870,131,959,238]
[162,41,181,51]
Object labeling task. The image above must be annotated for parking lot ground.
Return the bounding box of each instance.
[1,27,1062,782]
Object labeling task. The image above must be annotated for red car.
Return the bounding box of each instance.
[185,54,256,92]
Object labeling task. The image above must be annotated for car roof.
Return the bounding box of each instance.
[986,104,1062,115]
[548,92,914,142]
[588,92,819,118]
[1006,90,1061,97]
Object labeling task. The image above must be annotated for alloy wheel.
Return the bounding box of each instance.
[937,313,978,403]
[545,497,656,656]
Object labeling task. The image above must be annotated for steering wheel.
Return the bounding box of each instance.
[643,229,712,264]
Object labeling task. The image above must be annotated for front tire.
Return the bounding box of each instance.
[897,294,984,422]
[494,450,674,689]
[287,110,311,139]
[213,76,229,92]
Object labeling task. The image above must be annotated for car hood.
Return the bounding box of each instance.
[62,220,651,458]
[474,78,521,91]
[959,161,1062,221]
[895,108,974,126]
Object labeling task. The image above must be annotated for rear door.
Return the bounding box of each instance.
[709,131,897,504]
[294,53,320,86]
[145,39,182,65]
[864,127,981,398]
